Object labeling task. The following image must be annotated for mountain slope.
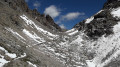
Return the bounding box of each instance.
[0,0,65,67]
[71,0,120,67]
[3,0,62,32]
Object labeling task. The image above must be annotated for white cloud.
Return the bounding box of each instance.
[33,1,40,8]
[56,12,85,24]
[25,0,29,2]
[62,12,85,20]
[44,5,60,18]
[60,24,66,29]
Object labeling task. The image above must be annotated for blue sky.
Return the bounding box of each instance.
[25,0,106,29]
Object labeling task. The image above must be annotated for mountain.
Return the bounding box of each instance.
[0,0,64,67]
[72,0,120,67]
[74,0,120,39]
[0,0,120,67]
[3,0,62,32]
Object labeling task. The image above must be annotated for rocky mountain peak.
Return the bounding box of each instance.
[103,0,120,9]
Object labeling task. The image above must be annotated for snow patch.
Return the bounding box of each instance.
[70,33,83,45]
[45,46,55,52]
[17,53,27,59]
[27,61,37,67]
[66,28,76,33]
[0,55,10,67]
[23,29,45,43]
[68,30,78,35]
[85,17,94,24]
[96,10,104,14]
[66,28,78,36]
[5,28,26,40]
[20,14,58,39]
[20,15,34,26]
[111,7,120,18]
[86,60,96,67]
[6,53,17,58]
[0,46,17,58]
[113,21,120,33]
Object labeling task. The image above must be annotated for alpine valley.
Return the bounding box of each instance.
[0,0,120,67]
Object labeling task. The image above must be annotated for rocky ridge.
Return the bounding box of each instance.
[74,0,120,39]
[3,0,62,32]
